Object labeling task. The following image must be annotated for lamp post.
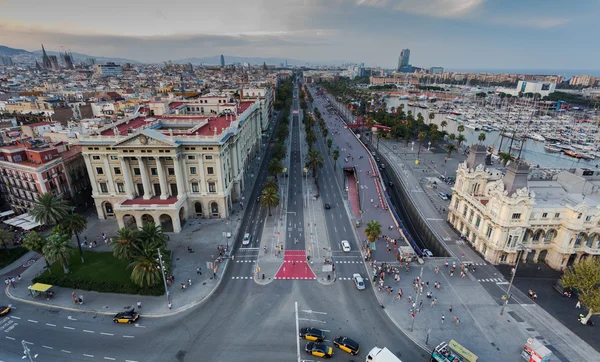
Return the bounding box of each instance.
[157,248,170,308]
[410,266,424,332]
[500,244,530,315]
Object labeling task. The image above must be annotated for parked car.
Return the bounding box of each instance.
[333,336,360,355]
[300,327,326,342]
[422,249,434,257]
[305,342,333,358]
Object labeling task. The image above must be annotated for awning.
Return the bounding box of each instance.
[28,283,53,292]
[0,210,15,218]
[3,213,41,229]
[449,340,478,362]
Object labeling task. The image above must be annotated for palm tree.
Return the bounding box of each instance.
[30,192,69,226]
[457,125,465,134]
[440,120,448,132]
[417,131,427,152]
[449,133,456,143]
[445,143,458,158]
[478,132,486,144]
[326,138,333,154]
[364,220,381,247]
[23,231,51,271]
[260,187,280,216]
[267,159,284,178]
[322,128,329,138]
[403,132,411,147]
[113,227,138,261]
[61,214,88,263]
[139,222,168,249]
[332,149,340,170]
[263,177,279,192]
[499,151,515,166]
[0,229,13,255]
[305,148,324,178]
[43,233,73,274]
[128,255,163,288]
[428,111,435,125]
[306,130,317,147]
[457,134,466,148]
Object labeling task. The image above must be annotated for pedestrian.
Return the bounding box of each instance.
[181,283,186,290]
[17,274,21,281]
[426,281,429,288]
[168,302,172,310]
[419,300,423,309]
[408,295,413,303]
[450,268,454,277]
[430,298,437,308]
[187,278,192,286]
[576,301,581,309]
[9,277,15,288]
[441,314,445,324]
[137,301,142,309]
[445,260,448,268]
[78,295,84,304]
[397,290,402,300]
[449,305,453,313]
[197,267,202,275]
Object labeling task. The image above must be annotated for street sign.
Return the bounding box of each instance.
[206,261,213,270]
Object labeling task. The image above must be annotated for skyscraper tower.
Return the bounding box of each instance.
[398,48,410,71]
[220,54,225,67]
[41,44,52,69]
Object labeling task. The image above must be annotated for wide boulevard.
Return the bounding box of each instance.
[0,78,429,362]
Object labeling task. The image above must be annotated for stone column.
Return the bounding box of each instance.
[119,157,134,198]
[137,156,152,200]
[198,153,206,194]
[103,155,116,195]
[154,156,169,200]
[83,154,98,195]
[215,154,224,193]
[173,154,186,199]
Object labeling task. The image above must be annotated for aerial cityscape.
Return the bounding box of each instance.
[1,1,600,362]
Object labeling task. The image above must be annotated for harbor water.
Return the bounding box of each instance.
[385,97,600,170]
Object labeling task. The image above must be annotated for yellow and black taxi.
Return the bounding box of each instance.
[333,336,360,355]
[0,306,11,317]
[299,327,325,342]
[305,342,333,358]
[112,308,140,324]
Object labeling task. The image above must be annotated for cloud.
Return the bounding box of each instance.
[502,16,572,29]
[353,0,485,18]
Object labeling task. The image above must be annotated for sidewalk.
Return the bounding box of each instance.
[4,132,270,317]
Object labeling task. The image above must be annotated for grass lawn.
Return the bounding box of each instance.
[0,247,30,269]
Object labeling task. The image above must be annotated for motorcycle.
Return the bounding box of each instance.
[578,315,594,326]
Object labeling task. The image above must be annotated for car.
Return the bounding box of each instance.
[113,308,140,324]
[0,306,11,317]
[333,336,360,355]
[388,181,394,187]
[256,196,261,202]
[422,249,434,257]
[438,192,448,200]
[242,233,251,246]
[352,273,365,290]
[305,342,333,358]
[376,157,380,162]
[324,203,331,209]
[299,327,326,342]
[341,240,351,252]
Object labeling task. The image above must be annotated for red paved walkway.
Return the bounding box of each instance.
[347,173,360,217]
[274,250,315,280]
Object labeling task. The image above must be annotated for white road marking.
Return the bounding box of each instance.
[27,319,38,323]
[295,302,301,362]
[83,330,94,333]
[42,345,53,349]
[321,329,331,332]
[101,332,114,336]
[5,336,15,340]
[64,326,75,330]
[61,350,72,354]
[67,316,77,321]
[46,323,56,327]
[134,324,145,328]
[23,341,33,345]
[83,354,94,357]
[123,335,134,338]
[125,360,140,362]
[104,357,116,361]
[10,316,20,320]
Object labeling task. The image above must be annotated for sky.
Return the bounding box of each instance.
[0,0,598,70]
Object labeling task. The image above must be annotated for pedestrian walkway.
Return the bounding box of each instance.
[274,250,315,280]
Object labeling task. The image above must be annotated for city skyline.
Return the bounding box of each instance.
[0,0,599,70]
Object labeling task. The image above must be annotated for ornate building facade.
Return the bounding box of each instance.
[448,145,600,271]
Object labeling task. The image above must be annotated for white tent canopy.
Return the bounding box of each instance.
[3,213,41,230]
[0,210,15,218]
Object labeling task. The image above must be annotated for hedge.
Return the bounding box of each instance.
[33,274,164,296]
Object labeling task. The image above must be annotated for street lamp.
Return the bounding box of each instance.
[410,266,424,332]
[156,248,170,309]
[500,244,531,315]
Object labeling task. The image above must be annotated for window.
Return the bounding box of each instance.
[96,167,104,175]
[208,182,216,193]
[99,183,108,193]
[133,168,141,176]
[577,213,582,219]
[168,168,175,176]
[499,253,508,263]
[92,155,100,160]
[554,213,560,218]
[187,155,196,160]
[110,155,118,160]
[192,183,199,192]
[151,168,158,176]
[542,213,548,218]
[207,167,214,175]
[117,183,125,193]
[486,225,493,238]
[511,213,521,220]
[468,210,474,223]
[190,167,197,174]
[586,215,592,222]
[114,167,121,175]
[462,206,468,217]
[475,216,481,228]
[205,155,213,160]
[544,231,554,243]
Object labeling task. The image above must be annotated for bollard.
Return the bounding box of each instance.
[262,274,265,279]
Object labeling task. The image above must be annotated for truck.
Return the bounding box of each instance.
[366,347,402,362]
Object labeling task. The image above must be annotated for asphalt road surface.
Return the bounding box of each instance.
[0,78,430,362]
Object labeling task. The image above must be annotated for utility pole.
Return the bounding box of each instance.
[157,248,170,308]
[500,245,528,315]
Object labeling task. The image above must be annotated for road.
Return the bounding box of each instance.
[0,78,430,362]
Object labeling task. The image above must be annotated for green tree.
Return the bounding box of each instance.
[260,187,280,217]
[498,151,515,166]
[478,132,486,144]
[364,220,381,247]
[326,138,333,155]
[113,227,138,261]
[322,128,329,138]
[440,120,448,132]
[267,159,284,178]
[30,192,69,226]
[457,125,465,134]
[272,143,287,160]
[306,130,317,148]
[127,239,165,288]
[332,149,340,170]
[417,131,427,153]
[139,223,168,248]
[61,214,88,264]
[561,258,600,324]
[403,132,412,147]
[456,134,466,148]
[305,148,324,178]
[23,231,51,271]
[43,232,73,274]
[445,143,458,158]
[263,176,279,192]
[428,111,435,124]
[0,229,13,255]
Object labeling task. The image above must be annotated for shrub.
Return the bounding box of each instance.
[33,274,164,296]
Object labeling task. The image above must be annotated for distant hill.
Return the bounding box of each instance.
[172,55,316,66]
[0,45,30,57]
[31,50,142,65]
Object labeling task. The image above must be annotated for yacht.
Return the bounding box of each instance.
[528,133,546,142]
[511,143,522,151]
[418,94,428,101]
[543,144,562,153]
[399,95,409,100]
